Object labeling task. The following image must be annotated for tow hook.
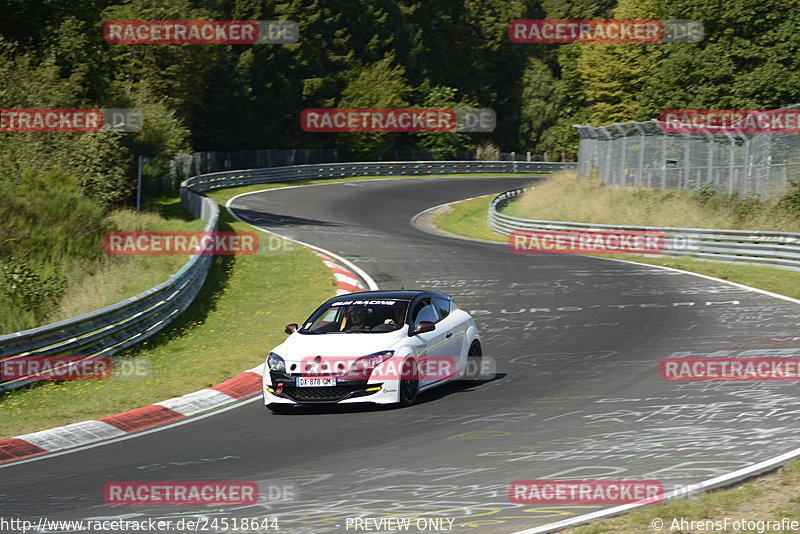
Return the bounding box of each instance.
[275,383,284,395]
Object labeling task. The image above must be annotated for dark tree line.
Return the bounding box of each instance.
[1,0,799,330]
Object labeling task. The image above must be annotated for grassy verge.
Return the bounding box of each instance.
[435,196,800,300]
[507,172,800,231]
[0,173,538,437]
[48,194,206,323]
[433,181,800,532]
[0,193,335,437]
[564,459,800,533]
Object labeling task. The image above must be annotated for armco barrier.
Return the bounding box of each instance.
[181,161,575,194]
[0,161,573,393]
[489,188,800,271]
[0,195,219,392]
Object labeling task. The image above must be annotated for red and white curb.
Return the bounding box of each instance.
[316,252,368,295]
[0,223,374,465]
[0,365,266,464]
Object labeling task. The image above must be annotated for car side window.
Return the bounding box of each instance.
[433,297,450,319]
[411,298,440,324]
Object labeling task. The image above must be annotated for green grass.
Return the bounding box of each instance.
[0,173,541,438]
[434,195,800,300]
[49,194,206,323]
[433,186,800,534]
[563,459,800,533]
[509,173,800,232]
[0,204,335,437]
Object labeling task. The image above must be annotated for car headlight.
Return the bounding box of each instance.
[348,350,394,376]
[267,352,286,372]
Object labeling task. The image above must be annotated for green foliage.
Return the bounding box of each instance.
[1,0,800,331]
[414,84,476,159]
[519,57,560,149]
[689,185,763,227]
[778,179,800,219]
[334,55,412,159]
[0,168,109,332]
[0,260,66,330]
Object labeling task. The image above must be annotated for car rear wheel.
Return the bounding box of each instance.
[465,341,482,382]
[399,358,419,406]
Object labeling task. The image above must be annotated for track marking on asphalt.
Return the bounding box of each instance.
[410,195,800,534]
[226,189,379,290]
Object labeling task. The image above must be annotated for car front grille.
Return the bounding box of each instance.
[285,386,352,402]
[269,371,381,403]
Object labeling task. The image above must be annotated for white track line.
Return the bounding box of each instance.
[409,196,800,534]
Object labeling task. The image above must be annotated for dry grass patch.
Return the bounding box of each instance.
[507,173,800,232]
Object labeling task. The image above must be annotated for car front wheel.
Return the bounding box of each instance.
[465,341,482,382]
[399,358,419,406]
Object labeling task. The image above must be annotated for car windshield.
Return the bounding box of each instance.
[300,299,410,334]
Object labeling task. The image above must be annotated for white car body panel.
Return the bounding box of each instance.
[262,292,481,407]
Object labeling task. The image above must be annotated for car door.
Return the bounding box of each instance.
[409,297,449,388]
[433,296,467,377]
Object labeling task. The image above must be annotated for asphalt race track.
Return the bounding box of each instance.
[3,176,800,533]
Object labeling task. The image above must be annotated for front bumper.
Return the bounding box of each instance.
[263,371,399,405]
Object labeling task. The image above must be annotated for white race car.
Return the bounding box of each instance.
[262,290,482,412]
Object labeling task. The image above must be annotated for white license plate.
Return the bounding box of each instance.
[297,376,336,387]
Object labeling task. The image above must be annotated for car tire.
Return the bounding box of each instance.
[399,358,419,407]
[267,403,294,414]
[465,341,482,382]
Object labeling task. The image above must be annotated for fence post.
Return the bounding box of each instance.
[683,132,693,191]
[724,132,736,195]
[635,123,646,188]
[706,133,714,191]
[661,129,667,190]
[616,124,628,187]
[744,136,753,196]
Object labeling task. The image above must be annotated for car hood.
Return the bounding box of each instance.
[271,328,406,363]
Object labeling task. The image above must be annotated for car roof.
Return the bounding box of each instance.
[328,289,451,302]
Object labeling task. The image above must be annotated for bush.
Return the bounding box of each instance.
[778,179,800,219]
[0,168,110,333]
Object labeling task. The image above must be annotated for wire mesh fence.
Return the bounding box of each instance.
[169,148,340,181]
[574,115,800,198]
[168,148,550,181]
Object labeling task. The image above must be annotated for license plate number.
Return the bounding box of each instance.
[297,376,336,387]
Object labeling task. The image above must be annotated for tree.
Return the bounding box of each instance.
[334,55,412,159]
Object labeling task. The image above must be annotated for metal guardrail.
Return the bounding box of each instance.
[0,195,219,392]
[0,161,573,393]
[489,188,800,271]
[182,161,575,193]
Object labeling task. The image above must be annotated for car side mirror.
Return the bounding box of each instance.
[411,321,435,335]
[285,323,298,334]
